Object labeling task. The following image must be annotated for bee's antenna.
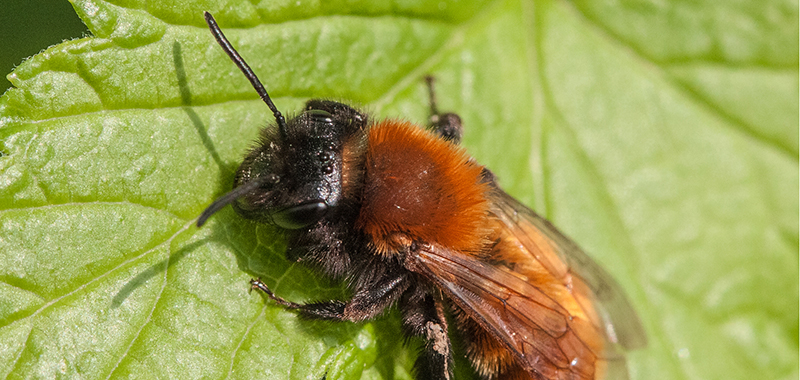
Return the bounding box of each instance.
[204,12,288,140]
[196,175,279,227]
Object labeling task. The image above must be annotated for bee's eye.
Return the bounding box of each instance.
[306,109,333,124]
[271,200,328,229]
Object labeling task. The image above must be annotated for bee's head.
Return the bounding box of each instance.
[229,100,367,229]
[197,13,367,229]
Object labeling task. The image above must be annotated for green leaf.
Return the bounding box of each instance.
[1,0,796,379]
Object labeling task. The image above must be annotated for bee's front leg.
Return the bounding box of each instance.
[249,274,410,322]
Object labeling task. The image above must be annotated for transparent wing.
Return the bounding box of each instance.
[406,189,645,380]
[489,189,646,350]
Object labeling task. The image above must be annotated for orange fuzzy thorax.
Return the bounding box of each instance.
[357,120,490,254]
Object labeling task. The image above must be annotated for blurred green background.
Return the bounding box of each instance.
[0,1,89,94]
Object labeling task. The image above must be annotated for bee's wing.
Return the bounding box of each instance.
[489,189,647,351]
[412,244,622,380]
[407,189,645,380]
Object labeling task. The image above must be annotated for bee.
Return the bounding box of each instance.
[198,12,646,380]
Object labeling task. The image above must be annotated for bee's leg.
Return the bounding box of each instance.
[249,278,303,308]
[401,286,454,380]
[424,76,463,144]
[249,273,410,322]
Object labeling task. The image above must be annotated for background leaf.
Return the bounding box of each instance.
[1,0,797,379]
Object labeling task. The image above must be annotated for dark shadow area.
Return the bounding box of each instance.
[172,41,226,170]
[173,41,192,106]
[111,240,206,308]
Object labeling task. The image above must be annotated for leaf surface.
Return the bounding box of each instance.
[0,0,797,379]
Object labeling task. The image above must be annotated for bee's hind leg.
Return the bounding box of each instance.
[401,285,455,380]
